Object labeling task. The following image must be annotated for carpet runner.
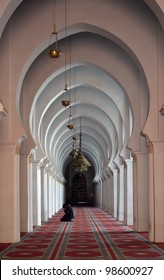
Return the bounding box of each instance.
[0,206,164,260]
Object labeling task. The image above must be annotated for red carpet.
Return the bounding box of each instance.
[0,206,164,260]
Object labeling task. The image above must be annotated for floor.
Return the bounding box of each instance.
[0,206,164,260]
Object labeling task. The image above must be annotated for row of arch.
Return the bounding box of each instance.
[0,0,164,243]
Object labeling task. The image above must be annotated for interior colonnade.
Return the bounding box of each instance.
[19,148,147,237]
[0,0,164,246]
[14,145,136,238]
[20,147,65,233]
[94,157,147,229]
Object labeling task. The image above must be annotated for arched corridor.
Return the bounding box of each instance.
[0,0,164,258]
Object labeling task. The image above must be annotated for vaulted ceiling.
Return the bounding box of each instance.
[0,0,163,181]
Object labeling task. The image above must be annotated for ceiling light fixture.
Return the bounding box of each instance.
[48,25,62,60]
[48,1,62,61]
[67,106,74,130]
[74,117,91,173]
[61,0,70,107]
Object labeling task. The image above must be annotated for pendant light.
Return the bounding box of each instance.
[48,1,62,61]
[74,118,91,173]
[67,106,74,130]
[61,0,70,107]
[61,84,70,107]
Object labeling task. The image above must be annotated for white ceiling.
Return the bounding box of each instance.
[0,0,163,181]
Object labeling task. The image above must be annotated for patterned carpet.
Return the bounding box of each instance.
[0,206,164,260]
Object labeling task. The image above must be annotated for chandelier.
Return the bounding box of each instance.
[70,139,78,158]
[74,118,91,173]
[74,150,91,173]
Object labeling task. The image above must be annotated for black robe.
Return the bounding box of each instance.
[60,205,74,222]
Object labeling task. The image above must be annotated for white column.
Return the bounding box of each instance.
[51,175,55,215]
[124,159,133,225]
[39,160,50,222]
[124,163,127,224]
[113,169,118,219]
[55,181,59,212]
[43,169,48,221]
[117,165,124,222]
[47,170,51,218]
[28,154,34,232]
[59,182,62,209]
[100,179,103,210]
[58,181,62,209]
[52,177,55,215]
[59,181,63,210]
[62,184,65,207]
[48,172,53,217]
[108,175,114,216]
[32,160,41,226]
[54,179,57,213]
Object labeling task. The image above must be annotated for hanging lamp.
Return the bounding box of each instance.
[74,118,91,172]
[61,84,70,107]
[70,126,78,158]
[67,106,74,130]
[48,1,62,61]
[61,0,71,108]
[48,25,62,60]
[70,141,78,158]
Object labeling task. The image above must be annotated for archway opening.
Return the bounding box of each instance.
[64,160,95,205]
[72,173,87,204]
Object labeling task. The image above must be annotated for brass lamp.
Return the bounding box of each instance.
[67,106,74,130]
[61,84,70,107]
[70,148,78,158]
[48,25,62,61]
[67,124,74,130]
[74,151,89,172]
[74,118,91,172]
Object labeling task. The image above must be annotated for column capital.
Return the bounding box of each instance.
[146,140,153,153]
[125,158,133,164]
[0,102,7,120]
[140,131,153,154]
[28,153,34,163]
[131,151,137,162]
